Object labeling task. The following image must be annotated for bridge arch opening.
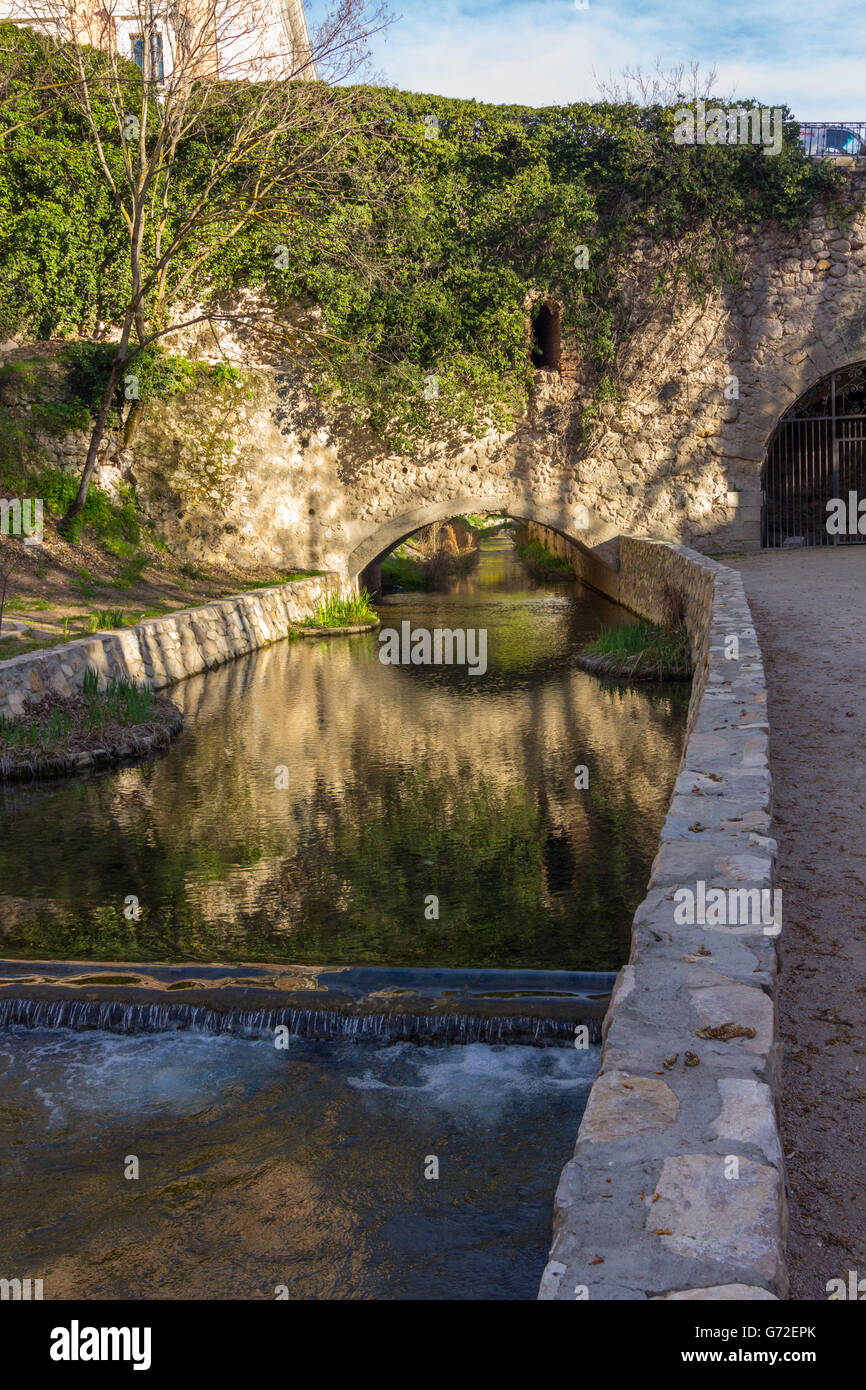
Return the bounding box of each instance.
[348,498,616,599]
[356,507,514,595]
[763,360,866,546]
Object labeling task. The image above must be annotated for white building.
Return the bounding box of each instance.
[0,0,317,83]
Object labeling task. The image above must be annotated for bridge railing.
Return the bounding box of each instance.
[798,122,866,157]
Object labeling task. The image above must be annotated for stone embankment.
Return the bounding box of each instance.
[0,574,348,719]
[538,535,784,1301]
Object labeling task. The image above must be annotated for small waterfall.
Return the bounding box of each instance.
[0,995,602,1046]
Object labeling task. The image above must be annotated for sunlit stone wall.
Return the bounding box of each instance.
[0,573,348,719]
[539,538,784,1301]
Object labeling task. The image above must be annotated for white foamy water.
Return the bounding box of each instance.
[0,1026,597,1299]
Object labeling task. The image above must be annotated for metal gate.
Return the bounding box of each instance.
[762,365,866,546]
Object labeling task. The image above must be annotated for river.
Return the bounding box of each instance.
[0,533,688,1299]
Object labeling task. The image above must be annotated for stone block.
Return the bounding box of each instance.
[649,1154,786,1293]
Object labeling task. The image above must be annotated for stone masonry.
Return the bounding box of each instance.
[0,573,348,719]
[4,173,866,577]
[538,538,783,1300]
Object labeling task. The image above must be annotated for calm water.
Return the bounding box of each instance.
[0,537,688,971]
[0,1027,597,1300]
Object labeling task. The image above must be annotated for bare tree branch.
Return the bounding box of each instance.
[1,0,392,520]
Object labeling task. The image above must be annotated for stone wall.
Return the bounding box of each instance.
[0,573,348,719]
[4,171,866,574]
[538,537,784,1301]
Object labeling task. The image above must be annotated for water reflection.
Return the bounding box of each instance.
[0,538,688,970]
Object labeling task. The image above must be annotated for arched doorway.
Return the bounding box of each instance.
[762,362,866,546]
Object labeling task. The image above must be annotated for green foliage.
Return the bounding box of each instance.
[381,551,426,590]
[514,534,573,578]
[108,551,148,590]
[73,567,97,599]
[34,468,141,548]
[6,595,50,611]
[302,589,377,627]
[460,514,511,531]
[59,342,124,426]
[179,561,212,583]
[56,342,241,431]
[30,399,92,433]
[0,635,53,660]
[90,608,125,630]
[0,26,130,339]
[82,668,155,724]
[239,570,325,589]
[0,703,71,751]
[582,619,692,680]
[0,23,849,450]
[0,669,154,756]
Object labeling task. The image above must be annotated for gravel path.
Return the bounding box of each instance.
[733,549,866,1300]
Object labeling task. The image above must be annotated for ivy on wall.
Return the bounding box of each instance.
[0,23,849,451]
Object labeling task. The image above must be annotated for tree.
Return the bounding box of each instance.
[3,0,389,523]
[593,58,730,108]
[0,531,25,637]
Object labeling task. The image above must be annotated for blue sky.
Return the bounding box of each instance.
[334,0,866,118]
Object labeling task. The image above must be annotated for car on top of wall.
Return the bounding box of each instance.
[798,123,866,157]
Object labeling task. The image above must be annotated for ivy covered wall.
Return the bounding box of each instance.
[0,22,847,454]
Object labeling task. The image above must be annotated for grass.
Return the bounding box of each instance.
[514,535,573,578]
[0,635,52,660]
[6,596,52,612]
[37,470,141,550]
[302,590,377,627]
[179,561,212,583]
[107,551,149,590]
[0,703,71,753]
[238,570,325,590]
[459,514,513,533]
[580,619,692,681]
[382,543,480,592]
[74,567,98,600]
[0,667,161,762]
[81,666,155,725]
[382,551,427,590]
[90,608,126,631]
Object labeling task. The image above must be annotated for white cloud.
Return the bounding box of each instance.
[356,0,866,118]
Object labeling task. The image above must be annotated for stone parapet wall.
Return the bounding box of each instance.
[617,536,719,732]
[0,574,348,718]
[539,538,784,1301]
[525,520,622,603]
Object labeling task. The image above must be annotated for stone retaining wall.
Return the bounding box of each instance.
[539,536,784,1301]
[0,574,348,718]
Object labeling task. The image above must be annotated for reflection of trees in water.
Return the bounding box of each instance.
[294,769,662,969]
[0,630,689,970]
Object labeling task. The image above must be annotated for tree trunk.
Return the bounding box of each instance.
[121,397,147,448]
[62,350,127,525]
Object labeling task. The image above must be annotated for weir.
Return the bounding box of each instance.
[0,963,616,1047]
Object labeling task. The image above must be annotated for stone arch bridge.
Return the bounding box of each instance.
[129,170,866,580]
